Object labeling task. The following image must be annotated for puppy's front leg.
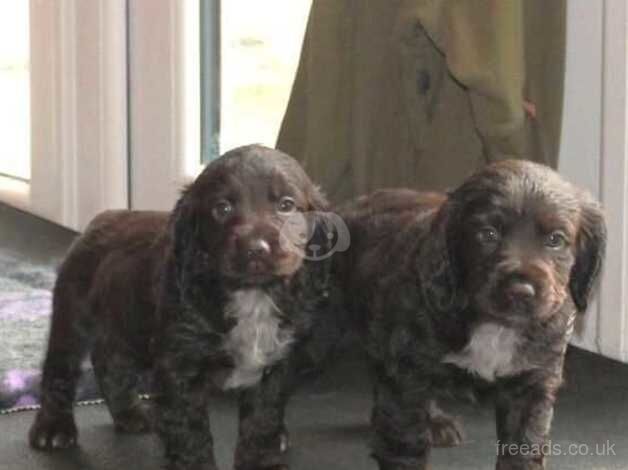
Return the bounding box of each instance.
[370,370,432,470]
[154,362,217,470]
[494,374,559,470]
[234,362,292,470]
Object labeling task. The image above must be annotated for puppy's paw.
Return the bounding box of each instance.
[113,402,154,434]
[429,413,464,448]
[28,409,78,451]
[235,429,289,469]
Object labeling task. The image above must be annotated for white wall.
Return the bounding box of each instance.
[560,0,628,362]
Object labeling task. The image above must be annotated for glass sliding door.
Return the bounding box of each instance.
[217,0,310,155]
[129,0,312,209]
[0,1,30,182]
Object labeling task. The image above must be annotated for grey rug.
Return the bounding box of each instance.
[0,252,100,410]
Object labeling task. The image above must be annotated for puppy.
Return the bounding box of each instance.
[29,145,339,470]
[337,161,606,470]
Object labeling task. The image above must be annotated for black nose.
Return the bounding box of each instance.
[246,238,271,258]
[505,280,536,300]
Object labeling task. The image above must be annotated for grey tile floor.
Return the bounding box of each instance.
[0,204,76,266]
[1,203,627,470]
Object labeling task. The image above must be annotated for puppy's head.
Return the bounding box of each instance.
[171,145,328,287]
[420,160,606,325]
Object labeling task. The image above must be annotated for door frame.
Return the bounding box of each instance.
[0,0,129,231]
[127,0,201,211]
[560,0,628,362]
[595,0,628,362]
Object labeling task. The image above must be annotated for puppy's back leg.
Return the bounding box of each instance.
[370,370,432,470]
[28,279,91,450]
[91,339,153,433]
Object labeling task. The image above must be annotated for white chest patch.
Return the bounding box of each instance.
[442,323,521,382]
[221,289,293,390]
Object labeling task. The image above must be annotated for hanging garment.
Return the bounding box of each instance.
[277,0,566,201]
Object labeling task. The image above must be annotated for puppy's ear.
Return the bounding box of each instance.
[569,200,607,313]
[417,200,465,313]
[170,186,203,281]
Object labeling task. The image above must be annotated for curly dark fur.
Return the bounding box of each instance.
[336,161,606,470]
[28,145,343,470]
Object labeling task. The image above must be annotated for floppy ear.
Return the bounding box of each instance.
[417,199,466,313]
[169,187,206,285]
[569,200,607,313]
[171,187,195,257]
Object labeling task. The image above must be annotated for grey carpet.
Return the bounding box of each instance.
[0,251,101,410]
[0,251,54,408]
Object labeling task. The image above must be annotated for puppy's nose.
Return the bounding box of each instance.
[246,238,271,258]
[505,280,536,300]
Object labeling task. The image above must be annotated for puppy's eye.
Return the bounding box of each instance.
[476,226,500,245]
[277,196,297,214]
[545,231,568,250]
[212,200,233,220]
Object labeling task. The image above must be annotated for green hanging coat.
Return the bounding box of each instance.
[277,0,566,201]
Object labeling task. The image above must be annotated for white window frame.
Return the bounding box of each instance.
[560,0,628,362]
[595,0,628,362]
[0,0,129,231]
[127,0,201,211]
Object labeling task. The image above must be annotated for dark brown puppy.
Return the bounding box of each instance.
[29,145,340,470]
[337,161,606,470]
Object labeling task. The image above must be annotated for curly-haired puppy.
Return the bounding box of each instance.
[29,145,339,470]
[337,160,606,470]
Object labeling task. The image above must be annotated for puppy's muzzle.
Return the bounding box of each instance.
[228,220,304,282]
[492,253,559,313]
[497,276,535,312]
[238,235,274,275]
[502,275,536,303]
[245,238,272,260]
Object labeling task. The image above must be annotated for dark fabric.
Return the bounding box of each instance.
[277,0,566,202]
